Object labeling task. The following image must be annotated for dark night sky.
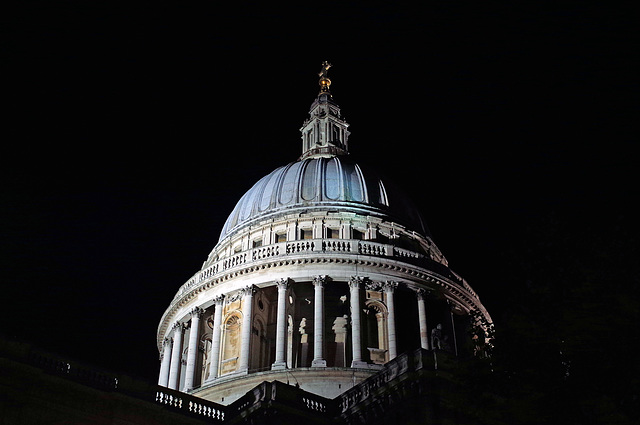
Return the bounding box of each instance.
[2,1,636,383]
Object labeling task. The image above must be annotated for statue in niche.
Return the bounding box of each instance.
[431,323,443,350]
[299,318,307,341]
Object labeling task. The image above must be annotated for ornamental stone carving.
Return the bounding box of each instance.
[239,285,257,297]
[348,276,367,290]
[190,306,205,319]
[415,288,432,301]
[313,275,328,287]
[365,280,383,291]
[383,281,399,293]
[276,278,291,290]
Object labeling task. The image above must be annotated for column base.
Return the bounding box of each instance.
[350,360,368,368]
[271,362,287,370]
[311,359,327,367]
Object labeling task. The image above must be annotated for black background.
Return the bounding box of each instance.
[2,2,637,413]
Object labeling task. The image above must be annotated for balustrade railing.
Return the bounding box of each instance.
[156,387,226,421]
[286,240,315,254]
[172,238,466,302]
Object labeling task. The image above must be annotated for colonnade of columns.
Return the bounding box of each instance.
[158,277,436,391]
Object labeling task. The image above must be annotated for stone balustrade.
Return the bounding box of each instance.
[178,240,467,304]
[156,387,226,421]
[172,239,427,302]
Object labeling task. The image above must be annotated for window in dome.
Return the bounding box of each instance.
[352,229,364,240]
[346,164,365,202]
[325,158,341,200]
[301,229,313,240]
[301,161,318,201]
[252,239,263,248]
[275,232,286,243]
[327,228,340,239]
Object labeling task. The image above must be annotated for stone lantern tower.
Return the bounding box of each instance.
[156,62,492,405]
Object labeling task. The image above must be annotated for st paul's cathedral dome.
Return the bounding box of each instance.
[156,62,492,411]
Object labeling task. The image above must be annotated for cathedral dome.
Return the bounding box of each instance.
[157,63,492,409]
[219,155,429,241]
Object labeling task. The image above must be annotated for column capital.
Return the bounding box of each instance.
[172,322,185,332]
[163,337,173,347]
[276,277,291,290]
[348,276,366,290]
[190,306,205,319]
[213,294,225,306]
[383,280,399,293]
[239,285,256,298]
[313,275,328,287]
[415,288,432,301]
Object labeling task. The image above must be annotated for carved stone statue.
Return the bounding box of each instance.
[431,323,443,350]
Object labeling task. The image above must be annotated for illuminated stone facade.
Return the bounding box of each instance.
[156,63,492,405]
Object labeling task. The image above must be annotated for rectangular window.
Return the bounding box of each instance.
[301,229,313,240]
[275,233,286,243]
[328,228,340,239]
[252,239,263,248]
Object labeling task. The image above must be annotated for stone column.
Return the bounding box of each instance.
[207,295,225,381]
[312,275,327,367]
[272,278,290,370]
[158,337,172,387]
[349,276,367,367]
[383,281,399,360]
[168,322,184,390]
[416,289,430,350]
[183,307,204,391]
[238,286,255,372]
[448,300,459,356]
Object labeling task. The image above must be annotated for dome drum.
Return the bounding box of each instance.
[158,270,484,404]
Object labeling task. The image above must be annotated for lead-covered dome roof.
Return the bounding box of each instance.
[219,155,429,240]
